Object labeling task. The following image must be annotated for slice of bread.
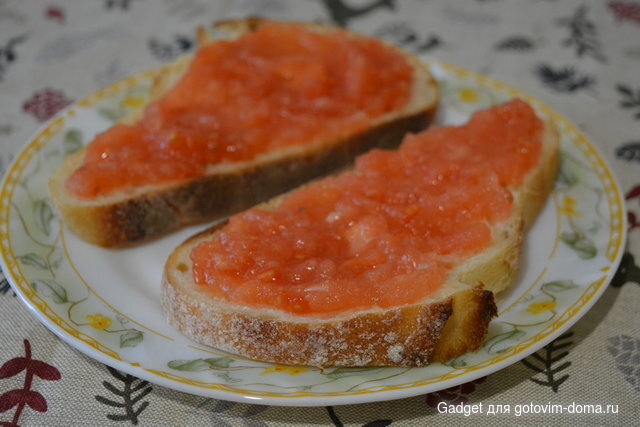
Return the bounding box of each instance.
[48,18,439,248]
[161,106,559,367]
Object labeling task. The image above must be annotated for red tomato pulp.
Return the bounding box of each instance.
[66,22,412,198]
[191,100,543,316]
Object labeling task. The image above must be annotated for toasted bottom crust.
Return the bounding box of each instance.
[162,269,496,367]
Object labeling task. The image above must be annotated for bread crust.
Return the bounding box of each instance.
[49,18,439,248]
[161,113,558,368]
[161,213,501,367]
[162,226,496,367]
[518,122,560,229]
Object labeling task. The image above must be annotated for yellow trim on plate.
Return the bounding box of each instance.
[59,226,175,341]
[75,61,186,108]
[0,60,626,399]
[138,275,608,399]
[0,119,122,361]
[549,191,562,260]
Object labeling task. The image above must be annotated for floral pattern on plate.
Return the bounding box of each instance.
[0,61,626,406]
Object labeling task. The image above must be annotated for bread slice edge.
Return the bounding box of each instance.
[161,116,558,367]
[48,18,439,248]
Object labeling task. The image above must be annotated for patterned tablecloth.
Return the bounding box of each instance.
[1,1,639,425]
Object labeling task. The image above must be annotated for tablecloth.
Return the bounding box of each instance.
[1,0,639,425]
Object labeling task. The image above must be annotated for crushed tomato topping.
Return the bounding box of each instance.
[66,22,413,198]
[190,99,543,315]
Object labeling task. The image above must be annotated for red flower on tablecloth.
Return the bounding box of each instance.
[22,88,72,122]
[45,6,65,24]
[608,2,640,25]
[626,185,640,231]
[425,376,487,407]
[0,339,61,426]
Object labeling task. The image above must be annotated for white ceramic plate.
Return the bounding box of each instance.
[0,61,626,406]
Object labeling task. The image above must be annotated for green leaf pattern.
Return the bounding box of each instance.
[542,280,578,293]
[560,231,597,259]
[441,354,468,369]
[557,157,578,188]
[119,331,144,348]
[168,358,234,372]
[31,279,68,303]
[555,151,603,259]
[325,367,380,379]
[63,129,83,155]
[18,253,48,269]
[33,200,54,236]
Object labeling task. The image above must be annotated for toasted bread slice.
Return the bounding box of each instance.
[49,19,439,248]
[161,106,559,367]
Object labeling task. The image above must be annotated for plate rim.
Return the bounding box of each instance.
[0,60,627,406]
